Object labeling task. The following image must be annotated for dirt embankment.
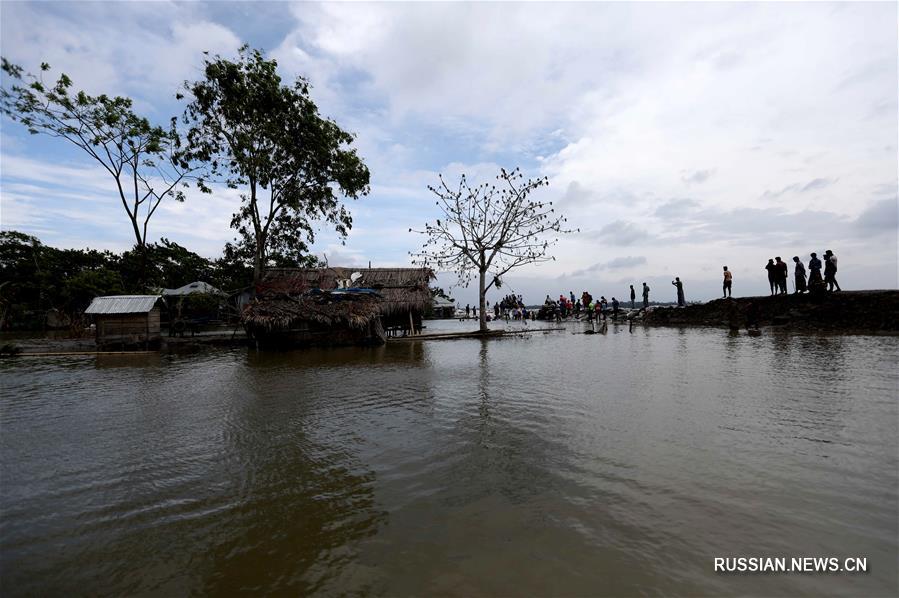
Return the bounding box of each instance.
[642,290,899,333]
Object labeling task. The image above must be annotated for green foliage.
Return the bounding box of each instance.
[119,238,214,291]
[0,231,123,327]
[172,292,222,319]
[0,229,325,328]
[0,58,208,277]
[180,45,370,282]
[211,241,255,293]
[61,268,124,313]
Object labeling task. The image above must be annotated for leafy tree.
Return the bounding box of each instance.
[0,231,46,327]
[211,241,255,293]
[0,231,122,328]
[119,238,214,291]
[179,45,370,283]
[0,59,208,283]
[61,268,124,315]
[412,168,575,332]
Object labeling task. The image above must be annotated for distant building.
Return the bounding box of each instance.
[160,281,225,297]
[84,295,162,348]
[431,296,456,318]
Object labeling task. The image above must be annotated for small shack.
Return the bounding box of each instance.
[244,267,434,347]
[84,295,162,348]
[431,296,456,319]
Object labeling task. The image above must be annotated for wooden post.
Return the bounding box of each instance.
[409,310,415,336]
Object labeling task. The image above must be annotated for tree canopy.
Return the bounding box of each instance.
[179,45,370,283]
[0,58,207,268]
[0,231,259,329]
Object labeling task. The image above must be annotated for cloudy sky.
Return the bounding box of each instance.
[1,1,896,303]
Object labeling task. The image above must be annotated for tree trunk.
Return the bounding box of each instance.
[136,241,150,291]
[253,245,264,286]
[478,267,488,333]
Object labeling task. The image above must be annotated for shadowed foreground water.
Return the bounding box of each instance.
[2,323,897,596]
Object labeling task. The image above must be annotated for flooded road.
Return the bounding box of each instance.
[2,322,897,596]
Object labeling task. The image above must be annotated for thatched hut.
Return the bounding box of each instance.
[244,267,434,347]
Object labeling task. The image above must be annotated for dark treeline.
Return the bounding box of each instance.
[0,230,320,330]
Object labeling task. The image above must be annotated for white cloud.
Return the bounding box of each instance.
[1,1,895,301]
[0,2,241,114]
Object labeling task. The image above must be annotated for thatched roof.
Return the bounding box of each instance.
[258,267,434,317]
[243,291,382,334]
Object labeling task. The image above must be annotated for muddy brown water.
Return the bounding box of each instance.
[2,321,897,596]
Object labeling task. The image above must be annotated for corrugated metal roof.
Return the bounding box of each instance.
[85,295,161,314]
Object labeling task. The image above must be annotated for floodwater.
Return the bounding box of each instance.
[2,321,897,596]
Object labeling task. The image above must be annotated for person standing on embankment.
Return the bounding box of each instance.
[672,277,685,306]
[793,256,807,293]
[765,259,777,295]
[722,266,732,298]
[824,250,841,292]
[808,253,824,292]
[775,257,788,294]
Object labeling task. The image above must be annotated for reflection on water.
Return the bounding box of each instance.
[1,324,897,596]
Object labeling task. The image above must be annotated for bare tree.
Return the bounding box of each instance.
[411,167,575,332]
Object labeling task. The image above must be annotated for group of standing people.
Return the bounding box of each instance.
[768,250,840,295]
[497,294,530,320]
[628,283,652,309]
[629,283,651,309]
[542,282,657,321]
[544,292,626,321]
[764,257,791,294]
[486,250,843,322]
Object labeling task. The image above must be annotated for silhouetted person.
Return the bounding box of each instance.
[465,304,470,317]
[611,297,619,319]
[792,256,807,293]
[765,259,776,295]
[642,282,650,309]
[775,257,788,294]
[808,252,823,292]
[722,266,732,298]
[824,249,841,292]
[672,277,685,306]
[629,285,636,309]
